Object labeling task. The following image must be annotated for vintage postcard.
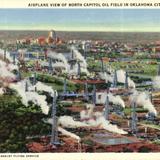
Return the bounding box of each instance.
[0,0,160,160]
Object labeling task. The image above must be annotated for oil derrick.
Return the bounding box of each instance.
[125,71,129,89]
[84,82,89,101]
[44,48,48,59]
[13,53,16,65]
[16,41,19,51]
[83,42,87,59]
[130,101,137,135]
[113,70,118,88]
[18,52,26,71]
[33,72,37,85]
[16,70,21,81]
[48,57,53,74]
[104,95,109,120]
[35,60,40,71]
[92,85,96,106]
[50,91,60,145]
[70,48,74,70]
[25,81,28,92]
[30,72,37,86]
[3,49,6,61]
[63,78,67,94]
[100,58,104,73]
[150,92,153,103]
[71,48,74,59]
[77,62,81,77]
[36,52,39,60]
[78,141,82,152]
[157,64,160,76]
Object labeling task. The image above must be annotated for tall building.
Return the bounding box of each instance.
[48,30,57,44]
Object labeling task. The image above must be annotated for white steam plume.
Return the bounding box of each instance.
[96,92,125,108]
[153,76,160,89]
[0,60,16,79]
[80,104,94,119]
[80,104,127,134]
[58,116,89,128]
[70,46,88,75]
[0,88,5,95]
[117,70,135,88]
[52,62,66,70]
[26,92,49,114]
[30,81,54,94]
[48,52,70,73]
[0,49,12,62]
[9,80,50,114]
[58,127,81,142]
[86,116,127,134]
[48,104,127,135]
[7,63,18,71]
[99,72,113,83]
[99,69,135,88]
[130,90,157,116]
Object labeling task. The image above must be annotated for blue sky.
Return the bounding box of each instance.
[0,9,160,31]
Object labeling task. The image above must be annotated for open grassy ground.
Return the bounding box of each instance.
[21,71,78,92]
[110,61,158,77]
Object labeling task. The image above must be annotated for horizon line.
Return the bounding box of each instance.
[1,29,160,33]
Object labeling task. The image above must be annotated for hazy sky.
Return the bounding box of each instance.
[0,9,160,32]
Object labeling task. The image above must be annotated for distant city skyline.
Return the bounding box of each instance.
[0,9,160,32]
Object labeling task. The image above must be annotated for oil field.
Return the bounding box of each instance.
[1,30,160,153]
